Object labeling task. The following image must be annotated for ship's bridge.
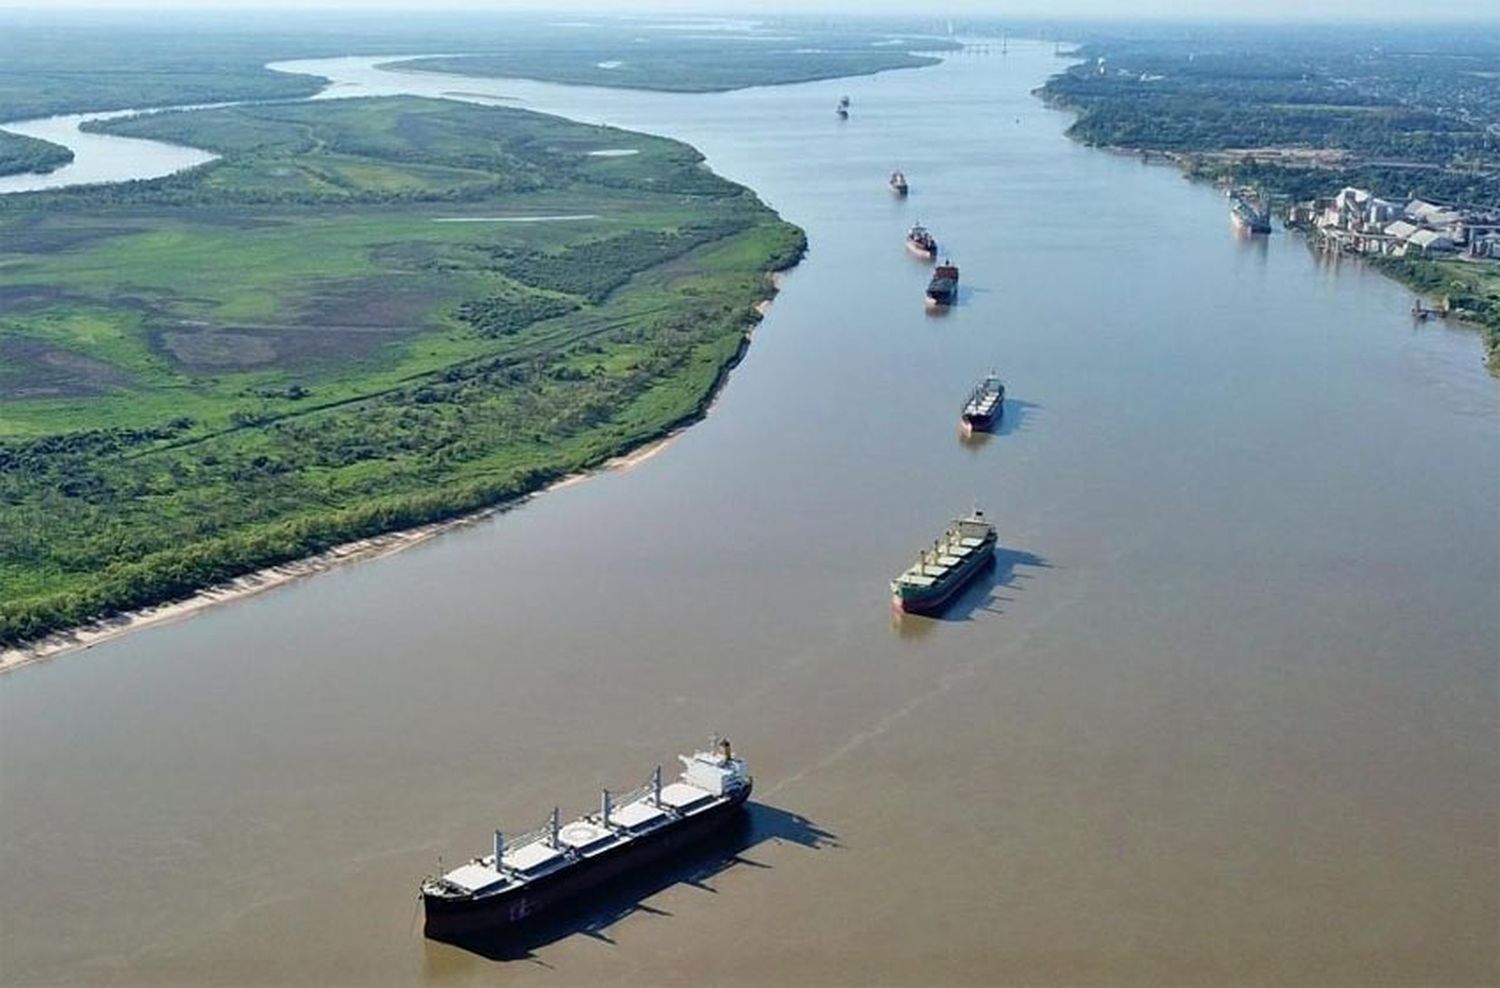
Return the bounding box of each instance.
[679,742,749,797]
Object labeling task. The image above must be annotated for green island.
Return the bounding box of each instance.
[0,96,804,646]
[0,131,73,178]
[0,16,951,121]
[0,23,324,122]
[1038,28,1500,371]
[387,33,950,93]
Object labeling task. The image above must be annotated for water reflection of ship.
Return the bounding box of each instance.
[958,426,992,451]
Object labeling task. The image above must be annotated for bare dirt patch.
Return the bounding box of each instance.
[289,272,457,328]
[0,284,78,314]
[0,336,132,398]
[154,323,419,371]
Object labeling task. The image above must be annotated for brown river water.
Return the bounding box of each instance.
[2,42,1497,987]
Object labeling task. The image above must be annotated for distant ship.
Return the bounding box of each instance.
[891,509,998,615]
[836,95,850,119]
[421,739,752,940]
[926,259,959,306]
[1230,191,1272,234]
[905,222,937,259]
[961,373,1005,432]
[889,170,909,196]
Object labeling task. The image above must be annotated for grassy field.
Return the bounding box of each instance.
[0,96,804,644]
[0,130,72,177]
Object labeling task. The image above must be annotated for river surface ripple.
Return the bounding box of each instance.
[1,44,1497,986]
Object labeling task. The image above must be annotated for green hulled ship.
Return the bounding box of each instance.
[890,510,997,615]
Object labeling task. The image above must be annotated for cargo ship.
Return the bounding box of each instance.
[905,222,937,259]
[891,509,997,614]
[926,260,959,306]
[1229,191,1272,234]
[889,170,909,196]
[421,739,752,941]
[961,373,1005,432]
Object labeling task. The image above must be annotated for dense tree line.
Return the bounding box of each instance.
[1040,42,1499,166]
[456,291,580,338]
[480,219,754,303]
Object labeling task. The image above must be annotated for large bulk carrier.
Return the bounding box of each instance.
[961,373,1005,432]
[926,260,959,306]
[1229,190,1272,234]
[421,740,751,940]
[906,222,938,259]
[891,510,997,614]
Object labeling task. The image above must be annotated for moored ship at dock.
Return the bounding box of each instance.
[961,373,1005,432]
[1230,190,1272,234]
[906,222,937,258]
[890,510,997,614]
[926,260,959,306]
[421,740,752,941]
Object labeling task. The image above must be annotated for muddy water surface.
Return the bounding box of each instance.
[1,42,1497,986]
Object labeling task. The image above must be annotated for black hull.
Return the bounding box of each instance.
[961,408,1001,431]
[925,272,957,306]
[423,785,751,941]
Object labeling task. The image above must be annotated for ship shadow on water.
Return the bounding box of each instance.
[959,399,1040,449]
[892,547,1050,637]
[993,399,1039,437]
[425,802,836,964]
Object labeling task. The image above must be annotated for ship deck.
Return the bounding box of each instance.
[895,536,987,586]
[426,760,745,901]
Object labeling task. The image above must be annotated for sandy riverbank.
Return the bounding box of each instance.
[0,431,679,675]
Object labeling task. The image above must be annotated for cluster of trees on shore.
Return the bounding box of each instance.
[480,219,754,303]
[0,130,72,177]
[1040,32,1498,165]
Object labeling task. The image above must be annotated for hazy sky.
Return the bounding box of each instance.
[0,0,1496,20]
